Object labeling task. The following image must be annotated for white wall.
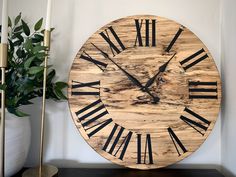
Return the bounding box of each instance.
[1,0,222,169]
[221,0,236,176]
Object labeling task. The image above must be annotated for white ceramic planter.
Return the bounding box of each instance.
[5,111,31,177]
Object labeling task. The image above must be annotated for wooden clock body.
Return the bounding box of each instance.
[68,15,221,169]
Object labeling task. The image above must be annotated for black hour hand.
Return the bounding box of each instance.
[145,53,176,89]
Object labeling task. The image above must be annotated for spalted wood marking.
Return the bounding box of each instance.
[68,15,221,170]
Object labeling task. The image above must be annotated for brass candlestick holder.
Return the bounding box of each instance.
[0,43,8,177]
[22,30,58,177]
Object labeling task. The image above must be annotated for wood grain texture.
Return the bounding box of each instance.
[68,15,221,169]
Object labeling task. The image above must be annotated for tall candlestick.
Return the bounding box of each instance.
[1,0,8,44]
[22,1,58,176]
[0,1,8,176]
[45,0,52,30]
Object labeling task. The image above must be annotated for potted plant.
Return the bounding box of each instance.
[0,13,67,177]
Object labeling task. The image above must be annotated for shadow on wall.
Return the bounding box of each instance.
[222,166,235,177]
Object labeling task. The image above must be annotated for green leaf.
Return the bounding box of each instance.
[7,108,29,117]
[8,17,12,27]
[33,45,46,53]
[16,48,25,58]
[34,18,43,31]
[20,100,34,105]
[15,33,24,42]
[0,83,7,90]
[24,56,35,69]
[14,25,23,33]
[35,52,47,59]
[14,13,22,25]
[34,34,44,42]
[53,87,67,100]
[13,40,22,46]
[47,69,56,84]
[21,20,30,36]
[24,38,33,51]
[55,82,68,89]
[6,96,20,107]
[28,66,44,74]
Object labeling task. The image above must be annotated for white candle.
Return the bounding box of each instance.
[1,0,8,44]
[45,0,52,30]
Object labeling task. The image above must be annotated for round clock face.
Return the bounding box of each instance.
[68,15,221,169]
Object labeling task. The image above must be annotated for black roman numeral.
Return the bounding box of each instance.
[180,48,208,71]
[166,27,184,52]
[134,19,157,47]
[76,99,111,138]
[189,81,218,99]
[137,134,154,164]
[180,107,211,136]
[102,124,133,160]
[100,26,126,56]
[168,128,187,156]
[80,51,108,72]
[71,80,100,96]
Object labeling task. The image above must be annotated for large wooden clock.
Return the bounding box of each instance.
[68,15,221,169]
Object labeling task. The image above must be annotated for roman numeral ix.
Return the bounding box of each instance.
[75,99,112,138]
[71,80,100,96]
[180,48,208,71]
[168,128,187,156]
[180,107,211,136]
[137,134,154,164]
[189,81,218,99]
[134,19,157,47]
[103,124,133,160]
[100,26,126,56]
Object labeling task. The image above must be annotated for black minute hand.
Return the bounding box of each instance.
[92,43,144,89]
[144,53,176,89]
[92,43,160,103]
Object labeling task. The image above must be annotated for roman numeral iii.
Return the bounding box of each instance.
[80,51,108,72]
[103,124,133,160]
[180,107,211,136]
[168,128,187,156]
[166,27,184,52]
[189,81,218,99]
[134,19,157,47]
[137,134,154,164]
[71,80,100,96]
[75,99,111,138]
[100,26,126,56]
[180,48,208,71]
